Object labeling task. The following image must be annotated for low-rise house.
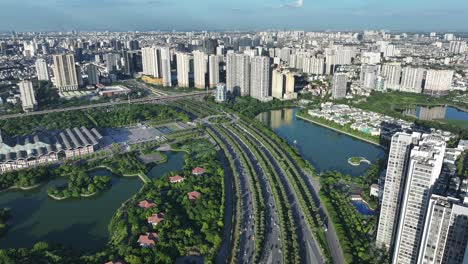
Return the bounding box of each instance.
[137,232,158,248]
[169,175,185,183]
[147,212,165,226]
[138,200,156,209]
[187,191,201,201]
[192,167,205,175]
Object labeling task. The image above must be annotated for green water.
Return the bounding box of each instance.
[0,152,186,250]
[147,152,185,179]
[257,108,385,176]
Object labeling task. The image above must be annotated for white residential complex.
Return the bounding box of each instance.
[392,136,446,264]
[160,47,172,87]
[376,133,416,249]
[142,46,160,78]
[331,73,348,99]
[226,53,250,96]
[176,52,190,87]
[208,55,221,88]
[250,56,270,101]
[35,58,49,81]
[418,195,468,264]
[423,70,454,96]
[18,80,37,112]
[193,50,207,89]
[52,54,79,91]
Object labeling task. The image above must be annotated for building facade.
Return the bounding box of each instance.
[18,80,37,112]
[52,54,79,91]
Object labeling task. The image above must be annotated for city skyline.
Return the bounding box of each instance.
[1,0,468,32]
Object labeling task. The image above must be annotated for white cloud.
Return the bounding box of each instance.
[291,0,304,8]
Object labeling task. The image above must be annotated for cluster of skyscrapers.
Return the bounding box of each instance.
[376,133,468,264]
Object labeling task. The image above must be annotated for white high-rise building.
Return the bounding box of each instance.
[271,69,284,99]
[361,51,381,64]
[193,50,207,89]
[18,80,37,112]
[35,58,49,81]
[226,53,250,96]
[376,133,417,250]
[335,48,353,65]
[208,55,221,88]
[381,63,402,90]
[393,136,446,264]
[360,64,379,90]
[418,195,468,264]
[400,67,425,93]
[87,64,100,85]
[331,73,348,99]
[303,57,325,75]
[448,41,466,54]
[176,52,190,87]
[142,47,160,78]
[52,54,79,91]
[424,70,453,96]
[250,56,270,101]
[160,47,172,87]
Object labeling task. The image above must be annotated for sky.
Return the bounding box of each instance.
[1,0,467,32]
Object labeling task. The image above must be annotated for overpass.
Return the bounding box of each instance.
[0,91,210,120]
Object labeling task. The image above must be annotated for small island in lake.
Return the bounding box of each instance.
[348,156,371,166]
[47,172,111,200]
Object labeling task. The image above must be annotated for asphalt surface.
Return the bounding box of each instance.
[215,147,235,264]
[224,126,283,264]
[238,124,325,264]
[210,128,256,264]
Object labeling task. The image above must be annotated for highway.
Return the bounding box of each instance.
[224,125,283,264]
[0,91,209,120]
[239,123,324,264]
[210,127,256,264]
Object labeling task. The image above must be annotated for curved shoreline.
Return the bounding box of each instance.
[48,191,99,201]
[347,157,371,166]
[0,183,42,193]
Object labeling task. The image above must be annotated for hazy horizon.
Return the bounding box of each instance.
[1,0,468,32]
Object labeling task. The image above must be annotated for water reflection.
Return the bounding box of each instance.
[403,105,468,123]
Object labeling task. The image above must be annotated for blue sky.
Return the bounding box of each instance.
[1,0,467,32]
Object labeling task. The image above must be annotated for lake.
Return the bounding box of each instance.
[257,108,385,176]
[0,152,186,250]
[147,151,185,179]
[351,200,376,216]
[403,105,468,127]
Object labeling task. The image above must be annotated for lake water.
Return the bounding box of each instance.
[147,152,185,179]
[257,109,385,176]
[403,105,468,126]
[351,200,376,216]
[0,152,186,250]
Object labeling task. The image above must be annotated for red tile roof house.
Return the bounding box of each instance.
[138,200,156,209]
[137,232,158,248]
[191,167,205,176]
[147,212,165,226]
[169,175,185,183]
[187,191,201,201]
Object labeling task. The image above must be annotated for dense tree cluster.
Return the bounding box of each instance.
[47,172,111,199]
[320,171,388,264]
[105,139,223,263]
[0,104,188,136]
